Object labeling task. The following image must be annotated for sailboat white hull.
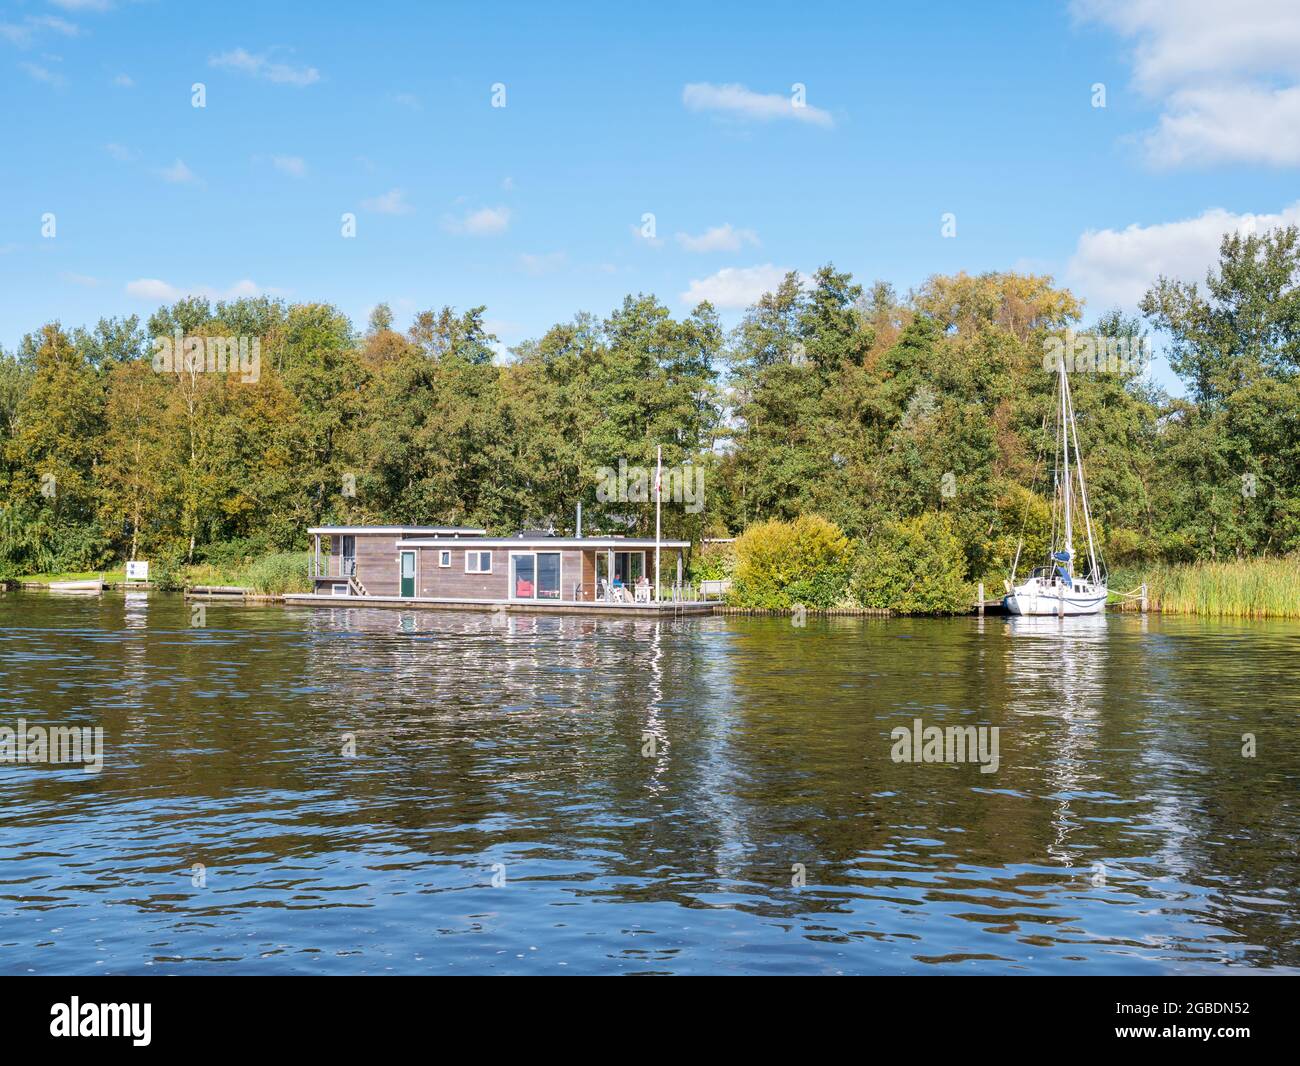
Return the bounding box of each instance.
[1005,581,1107,616]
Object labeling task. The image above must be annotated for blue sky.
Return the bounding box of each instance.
[2,0,1298,391]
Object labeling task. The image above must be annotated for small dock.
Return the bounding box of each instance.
[185,585,280,603]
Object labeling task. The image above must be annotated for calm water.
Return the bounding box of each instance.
[0,590,1296,975]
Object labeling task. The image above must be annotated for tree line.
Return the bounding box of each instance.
[1,226,1297,584]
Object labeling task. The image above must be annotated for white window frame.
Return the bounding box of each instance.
[508,550,563,601]
[465,549,493,574]
[439,550,451,568]
[596,550,646,586]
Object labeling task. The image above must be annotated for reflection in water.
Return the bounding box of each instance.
[0,592,1296,975]
[1004,615,1109,867]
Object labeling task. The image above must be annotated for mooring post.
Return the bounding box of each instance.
[977,581,984,616]
[1141,583,1148,613]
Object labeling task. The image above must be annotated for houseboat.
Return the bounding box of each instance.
[283,525,711,615]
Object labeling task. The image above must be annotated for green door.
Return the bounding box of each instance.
[399,551,416,598]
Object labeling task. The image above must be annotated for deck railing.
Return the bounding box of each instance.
[311,556,356,579]
[589,581,726,604]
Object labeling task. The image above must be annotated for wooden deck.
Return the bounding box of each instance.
[282,592,716,616]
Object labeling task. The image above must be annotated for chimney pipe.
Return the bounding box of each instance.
[576,502,583,538]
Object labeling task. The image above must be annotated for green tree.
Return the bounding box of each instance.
[852,512,969,614]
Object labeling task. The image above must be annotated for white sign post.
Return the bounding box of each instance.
[126,560,150,582]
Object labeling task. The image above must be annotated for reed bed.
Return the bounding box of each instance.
[180,551,312,596]
[1137,556,1300,618]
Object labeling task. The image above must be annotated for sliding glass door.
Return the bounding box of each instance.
[536,552,560,599]
[511,553,535,599]
[511,552,562,600]
[596,551,645,585]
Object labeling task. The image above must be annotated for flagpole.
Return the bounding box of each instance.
[654,444,662,603]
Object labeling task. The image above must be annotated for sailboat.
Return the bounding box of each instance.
[1004,356,1108,616]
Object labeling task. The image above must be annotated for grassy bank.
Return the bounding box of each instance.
[16,569,127,585]
[15,551,312,597]
[1115,556,1300,618]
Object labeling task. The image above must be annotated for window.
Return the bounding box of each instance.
[536,552,561,599]
[596,551,645,586]
[439,550,451,568]
[466,550,492,574]
[512,553,534,598]
[511,552,560,600]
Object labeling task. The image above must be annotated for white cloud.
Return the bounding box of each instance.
[2,14,80,46]
[61,272,100,287]
[125,278,269,302]
[675,223,760,253]
[1074,0,1300,91]
[125,279,180,301]
[682,82,833,127]
[443,205,511,235]
[1075,0,1300,166]
[30,15,79,36]
[104,142,133,161]
[680,264,798,309]
[19,61,66,87]
[209,47,319,87]
[517,251,567,276]
[272,154,306,177]
[361,188,412,214]
[49,0,112,11]
[112,73,133,87]
[160,158,198,184]
[483,318,520,339]
[1143,85,1300,167]
[1065,201,1300,309]
[391,91,421,110]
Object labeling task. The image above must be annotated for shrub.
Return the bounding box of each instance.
[986,485,1050,583]
[197,535,274,569]
[729,515,854,608]
[149,547,187,592]
[852,512,970,614]
[689,540,735,583]
[243,551,312,595]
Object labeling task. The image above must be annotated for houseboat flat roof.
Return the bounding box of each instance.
[308,525,488,536]
[396,536,690,549]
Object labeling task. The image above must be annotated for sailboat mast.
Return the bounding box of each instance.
[1063,371,1099,581]
[1060,357,1072,567]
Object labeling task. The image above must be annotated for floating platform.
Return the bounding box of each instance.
[48,579,104,593]
[282,592,715,616]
